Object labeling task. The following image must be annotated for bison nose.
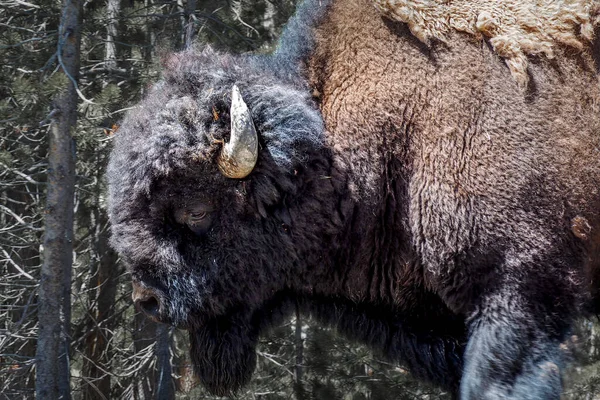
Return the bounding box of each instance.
[132,280,164,321]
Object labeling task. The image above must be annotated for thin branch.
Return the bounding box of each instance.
[56,29,94,104]
[0,34,57,49]
[0,250,35,280]
[0,205,43,231]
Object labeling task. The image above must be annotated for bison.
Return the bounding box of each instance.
[107,0,600,398]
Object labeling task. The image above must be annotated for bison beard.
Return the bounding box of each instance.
[189,315,258,396]
[189,294,465,396]
[187,295,297,396]
[107,0,600,397]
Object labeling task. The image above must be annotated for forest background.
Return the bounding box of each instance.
[2,0,600,398]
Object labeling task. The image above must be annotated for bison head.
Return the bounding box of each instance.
[107,47,336,395]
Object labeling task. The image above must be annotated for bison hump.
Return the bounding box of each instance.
[372,0,600,88]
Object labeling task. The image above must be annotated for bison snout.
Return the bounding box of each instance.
[132,279,165,322]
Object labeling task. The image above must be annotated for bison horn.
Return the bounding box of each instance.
[217,85,258,179]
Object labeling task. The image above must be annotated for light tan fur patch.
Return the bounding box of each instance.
[373,0,600,88]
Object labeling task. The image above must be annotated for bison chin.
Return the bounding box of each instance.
[189,315,259,396]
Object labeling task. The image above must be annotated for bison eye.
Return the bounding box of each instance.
[189,211,207,221]
[186,212,213,236]
[174,207,214,236]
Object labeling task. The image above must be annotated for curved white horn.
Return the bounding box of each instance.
[217,85,258,179]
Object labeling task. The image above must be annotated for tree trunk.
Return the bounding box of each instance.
[131,316,175,399]
[176,0,186,49]
[35,0,81,398]
[294,304,306,400]
[155,324,175,400]
[184,0,197,48]
[81,217,119,400]
[105,0,120,70]
[132,313,157,399]
[80,1,121,395]
[143,0,155,64]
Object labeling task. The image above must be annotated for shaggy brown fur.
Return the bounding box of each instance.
[107,0,600,397]
[309,0,600,299]
[372,0,600,87]
[308,0,600,396]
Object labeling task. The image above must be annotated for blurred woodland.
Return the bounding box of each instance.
[2,0,600,398]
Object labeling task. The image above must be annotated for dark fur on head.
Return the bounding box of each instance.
[108,48,327,392]
[107,0,341,393]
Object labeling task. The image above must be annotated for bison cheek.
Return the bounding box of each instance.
[189,317,258,396]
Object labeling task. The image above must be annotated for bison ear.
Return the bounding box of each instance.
[217,85,258,179]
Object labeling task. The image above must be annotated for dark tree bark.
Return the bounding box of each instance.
[132,314,176,399]
[130,315,174,399]
[81,217,119,400]
[176,0,186,49]
[155,324,175,400]
[105,0,120,70]
[80,1,121,395]
[133,313,155,400]
[294,305,306,400]
[184,0,197,48]
[143,0,156,64]
[35,0,82,398]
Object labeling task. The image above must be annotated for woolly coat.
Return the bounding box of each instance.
[373,0,600,87]
[107,0,600,397]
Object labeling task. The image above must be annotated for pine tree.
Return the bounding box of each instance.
[35,0,82,397]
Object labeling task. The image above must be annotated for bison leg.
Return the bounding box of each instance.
[460,287,570,400]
